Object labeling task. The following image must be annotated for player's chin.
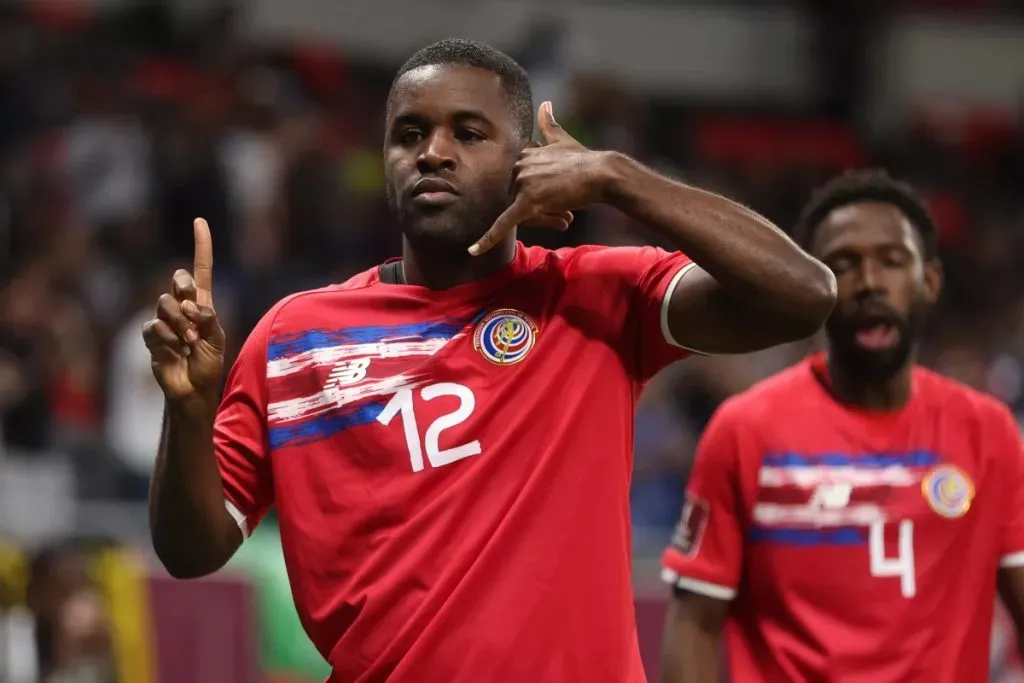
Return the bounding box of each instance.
[832,336,910,380]
[403,213,482,252]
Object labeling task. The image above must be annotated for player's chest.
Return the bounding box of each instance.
[264,301,620,477]
[742,426,992,599]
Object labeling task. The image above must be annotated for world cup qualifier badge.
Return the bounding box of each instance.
[670,493,709,558]
[473,309,539,365]
[922,465,975,519]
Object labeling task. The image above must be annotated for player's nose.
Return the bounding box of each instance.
[852,259,888,299]
[416,131,457,174]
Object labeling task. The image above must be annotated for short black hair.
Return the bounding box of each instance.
[389,38,534,141]
[795,169,938,260]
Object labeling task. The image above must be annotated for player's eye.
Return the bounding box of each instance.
[829,256,854,275]
[882,248,911,268]
[399,129,426,145]
[456,128,485,143]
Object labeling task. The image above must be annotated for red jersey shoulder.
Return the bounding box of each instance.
[913,365,1013,427]
[334,264,383,291]
[538,243,689,278]
[913,365,1020,458]
[262,284,365,334]
[714,359,820,431]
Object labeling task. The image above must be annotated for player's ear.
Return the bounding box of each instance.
[922,257,943,304]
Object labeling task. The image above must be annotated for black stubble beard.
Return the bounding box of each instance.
[825,299,930,382]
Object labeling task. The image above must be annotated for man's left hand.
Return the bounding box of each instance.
[469,101,611,256]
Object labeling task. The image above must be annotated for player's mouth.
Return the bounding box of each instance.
[410,178,459,207]
[849,313,903,351]
[853,323,900,350]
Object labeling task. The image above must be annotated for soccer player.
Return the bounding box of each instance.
[143,39,835,682]
[659,169,1024,683]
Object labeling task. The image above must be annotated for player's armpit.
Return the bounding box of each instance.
[998,566,1024,658]
[660,589,728,683]
[665,265,825,355]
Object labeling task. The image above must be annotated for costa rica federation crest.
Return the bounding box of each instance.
[922,465,974,519]
[473,309,538,365]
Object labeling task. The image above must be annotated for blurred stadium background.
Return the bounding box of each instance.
[0,0,1023,681]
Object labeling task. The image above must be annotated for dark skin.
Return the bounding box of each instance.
[815,202,940,410]
[661,201,1024,681]
[389,64,835,350]
[143,64,835,580]
[384,65,572,290]
[144,218,235,578]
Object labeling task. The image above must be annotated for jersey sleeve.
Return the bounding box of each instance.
[569,245,696,382]
[661,401,749,600]
[215,304,279,539]
[995,406,1024,567]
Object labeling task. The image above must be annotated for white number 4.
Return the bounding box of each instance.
[376,382,481,472]
[869,520,916,598]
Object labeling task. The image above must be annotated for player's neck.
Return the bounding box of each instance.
[825,356,913,412]
[401,237,516,290]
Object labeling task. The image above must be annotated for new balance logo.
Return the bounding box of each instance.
[327,358,371,388]
[808,483,853,510]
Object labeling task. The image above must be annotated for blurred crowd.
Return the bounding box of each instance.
[0,3,1022,530]
[0,1,1020,682]
[0,539,116,683]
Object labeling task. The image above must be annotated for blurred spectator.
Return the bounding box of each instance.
[0,258,56,453]
[0,1,1021,681]
[105,267,180,500]
[23,543,93,681]
[46,587,113,683]
[0,0,1019,528]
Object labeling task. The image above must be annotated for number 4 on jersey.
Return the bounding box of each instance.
[377,382,481,472]
[869,520,916,598]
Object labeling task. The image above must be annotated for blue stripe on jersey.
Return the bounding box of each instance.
[762,450,941,469]
[269,400,387,450]
[748,526,867,546]
[267,313,486,361]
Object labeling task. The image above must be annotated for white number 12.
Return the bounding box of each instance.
[869,520,916,598]
[376,382,481,472]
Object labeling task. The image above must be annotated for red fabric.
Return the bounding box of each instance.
[664,353,1024,682]
[217,243,694,682]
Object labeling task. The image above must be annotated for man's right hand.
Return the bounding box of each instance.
[143,218,226,404]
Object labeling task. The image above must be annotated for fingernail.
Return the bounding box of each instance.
[186,329,198,344]
[468,244,481,256]
[182,300,196,316]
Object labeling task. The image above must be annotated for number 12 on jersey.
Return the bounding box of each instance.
[377,382,481,472]
[869,519,916,598]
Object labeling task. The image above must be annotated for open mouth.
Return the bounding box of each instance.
[852,321,901,351]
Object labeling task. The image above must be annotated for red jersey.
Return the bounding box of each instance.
[214,243,695,682]
[662,353,1024,683]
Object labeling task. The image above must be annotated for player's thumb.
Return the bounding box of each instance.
[181,300,224,349]
[538,102,565,144]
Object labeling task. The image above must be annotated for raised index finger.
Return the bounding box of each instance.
[192,218,214,307]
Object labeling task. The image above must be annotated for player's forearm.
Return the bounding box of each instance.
[661,642,719,683]
[660,620,720,683]
[602,152,836,331]
[660,593,725,683]
[149,397,239,578]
